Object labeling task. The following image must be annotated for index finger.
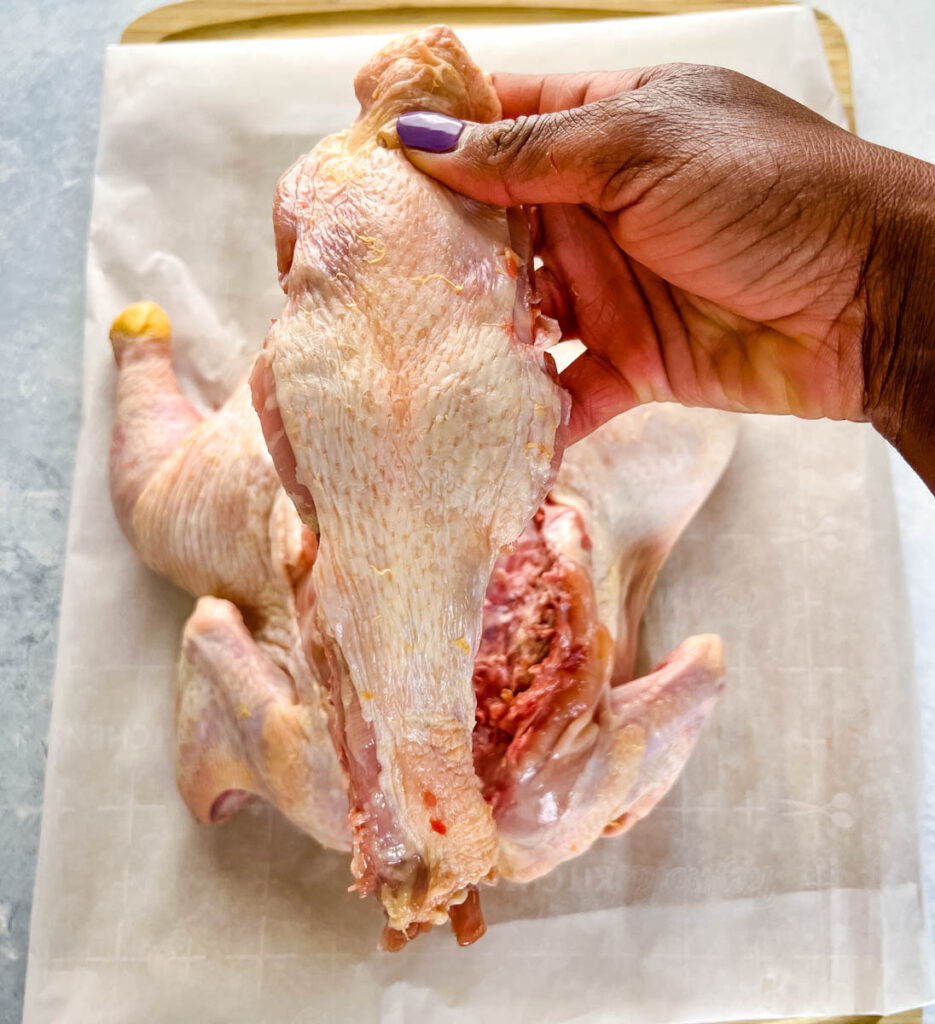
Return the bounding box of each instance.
[491,69,659,118]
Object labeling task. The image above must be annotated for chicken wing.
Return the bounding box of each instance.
[476,404,737,881]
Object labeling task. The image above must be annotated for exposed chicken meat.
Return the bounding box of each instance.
[473,501,613,811]
[475,403,737,880]
[108,303,349,852]
[251,26,567,934]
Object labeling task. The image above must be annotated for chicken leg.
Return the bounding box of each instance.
[109,303,349,851]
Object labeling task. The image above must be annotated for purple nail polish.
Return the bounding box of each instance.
[396,110,464,153]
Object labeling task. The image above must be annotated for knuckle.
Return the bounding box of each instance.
[486,115,541,165]
[585,94,658,208]
[481,113,569,202]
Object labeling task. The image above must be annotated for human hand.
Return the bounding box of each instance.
[396,64,935,489]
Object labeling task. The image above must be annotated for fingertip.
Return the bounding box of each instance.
[534,264,577,338]
[397,120,516,207]
[559,349,639,443]
[565,399,608,445]
[396,110,465,153]
[490,72,547,118]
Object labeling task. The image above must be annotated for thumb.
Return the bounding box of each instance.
[396,98,649,208]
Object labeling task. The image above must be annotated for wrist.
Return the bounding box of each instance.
[860,148,935,490]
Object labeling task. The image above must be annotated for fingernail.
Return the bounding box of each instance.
[396,110,464,153]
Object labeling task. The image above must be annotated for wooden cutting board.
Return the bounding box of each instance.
[117,4,910,1023]
[122,0,854,129]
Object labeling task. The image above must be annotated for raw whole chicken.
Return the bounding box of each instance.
[106,26,737,950]
[109,299,735,948]
[108,301,734,945]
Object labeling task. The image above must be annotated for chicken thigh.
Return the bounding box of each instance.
[251,26,567,935]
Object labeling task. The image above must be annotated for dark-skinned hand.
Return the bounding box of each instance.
[397,64,935,491]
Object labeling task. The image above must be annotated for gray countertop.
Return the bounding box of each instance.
[2,1,933,1021]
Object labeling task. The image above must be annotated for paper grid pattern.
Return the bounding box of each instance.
[23,12,935,1023]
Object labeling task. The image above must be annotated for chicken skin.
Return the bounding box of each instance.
[251,26,567,935]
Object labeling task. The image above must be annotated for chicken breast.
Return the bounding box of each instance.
[251,27,567,936]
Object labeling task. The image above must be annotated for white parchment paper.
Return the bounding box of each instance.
[23,8,935,1022]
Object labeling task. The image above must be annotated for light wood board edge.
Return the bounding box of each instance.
[120,0,853,129]
[728,1013,922,1024]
